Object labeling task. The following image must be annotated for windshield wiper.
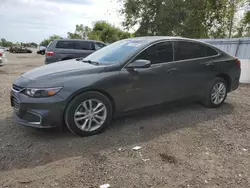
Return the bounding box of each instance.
[76,57,83,61]
[82,60,99,65]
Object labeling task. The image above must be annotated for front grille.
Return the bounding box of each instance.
[12,84,24,92]
[11,97,20,111]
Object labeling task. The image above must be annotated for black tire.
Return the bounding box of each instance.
[203,77,228,108]
[41,51,45,55]
[65,91,113,136]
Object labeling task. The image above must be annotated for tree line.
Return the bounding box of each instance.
[40,21,133,47]
[2,0,250,48]
[0,38,38,48]
[41,0,250,47]
[120,0,250,38]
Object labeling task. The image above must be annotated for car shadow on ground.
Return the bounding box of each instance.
[0,101,235,170]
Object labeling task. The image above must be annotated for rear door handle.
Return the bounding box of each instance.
[167,68,178,73]
[205,63,215,67]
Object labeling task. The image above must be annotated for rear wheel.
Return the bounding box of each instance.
[203,77,228,108]
[65,91,113,136]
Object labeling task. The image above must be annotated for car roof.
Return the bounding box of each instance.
[55,39,103,43]
[123,36,205,43]
[123,36,221,51]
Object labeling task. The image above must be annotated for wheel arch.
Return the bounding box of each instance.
[63,88,116,119]
[215,73,232,91]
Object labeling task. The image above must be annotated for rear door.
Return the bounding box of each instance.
[74,41,95,58]
[173,41,219,98]
[54,41,76,60]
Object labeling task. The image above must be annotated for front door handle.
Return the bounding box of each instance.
[167,68,178,73]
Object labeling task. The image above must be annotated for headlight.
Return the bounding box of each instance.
[24,87,62,98]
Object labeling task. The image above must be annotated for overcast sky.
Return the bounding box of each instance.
[0,0,123,43]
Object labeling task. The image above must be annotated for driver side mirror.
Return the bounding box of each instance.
[126,59,151,69]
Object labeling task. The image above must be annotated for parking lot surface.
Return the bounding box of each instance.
[0,52,249,187]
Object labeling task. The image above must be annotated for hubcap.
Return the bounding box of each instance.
[74,99,107,132]
[211,82,226,105]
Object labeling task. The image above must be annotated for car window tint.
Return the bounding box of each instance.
[206,46,218,56]
[136,42,173,64]
[75,41,94,50]
[175,41,206,61]
[56,41,75,49]
[95,43,106,50]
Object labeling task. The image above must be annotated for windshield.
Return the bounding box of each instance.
[84,40,146,65]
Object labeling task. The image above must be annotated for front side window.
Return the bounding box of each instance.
[136,42,173,64]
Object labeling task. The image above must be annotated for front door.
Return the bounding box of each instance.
[118,41,179,112]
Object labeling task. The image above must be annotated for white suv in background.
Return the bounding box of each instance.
[0,48,7,66]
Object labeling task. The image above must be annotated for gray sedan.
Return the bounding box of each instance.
[11,37,241,136]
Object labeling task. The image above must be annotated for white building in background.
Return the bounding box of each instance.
[200,38,250,83]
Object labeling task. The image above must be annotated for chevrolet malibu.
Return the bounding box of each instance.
[11,37,241,136]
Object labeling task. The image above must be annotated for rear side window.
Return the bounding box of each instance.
[75,41,94,50]
[56,41,75,49]
[206,46,218,56]
[136,42,173,64]
[175,41,218,61]
[175,41,206,61]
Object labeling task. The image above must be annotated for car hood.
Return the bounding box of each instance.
[21,59,104,80]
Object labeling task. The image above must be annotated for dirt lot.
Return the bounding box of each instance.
[0,52,249,188]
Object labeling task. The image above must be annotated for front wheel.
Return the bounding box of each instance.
[65,91,113,136]
[203,77,228,108]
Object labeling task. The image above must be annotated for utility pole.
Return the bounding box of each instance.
[229,0,236,38]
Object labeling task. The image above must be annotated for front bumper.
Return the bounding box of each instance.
[10,89,66,128]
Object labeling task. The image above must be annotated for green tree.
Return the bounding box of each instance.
[67,24,92,39]
[119,0,242,38]
[91,21,132,42]
[40,35,62,47]
[0,38,14,47]
[68,21,133,43]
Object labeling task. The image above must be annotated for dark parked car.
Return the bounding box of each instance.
[9,46,32,53]
[37,49,46,55]
[45,39,107,64]
[37,47,46,55]
[11,37,241,136]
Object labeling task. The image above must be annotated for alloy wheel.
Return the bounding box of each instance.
[74,99,107,132]
[211,82,226,105]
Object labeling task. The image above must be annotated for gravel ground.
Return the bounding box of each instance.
[0,52,249,188]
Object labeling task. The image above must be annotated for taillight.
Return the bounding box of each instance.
[46,51,54,56]
[236,59,241,68]
[0,53,2,57]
